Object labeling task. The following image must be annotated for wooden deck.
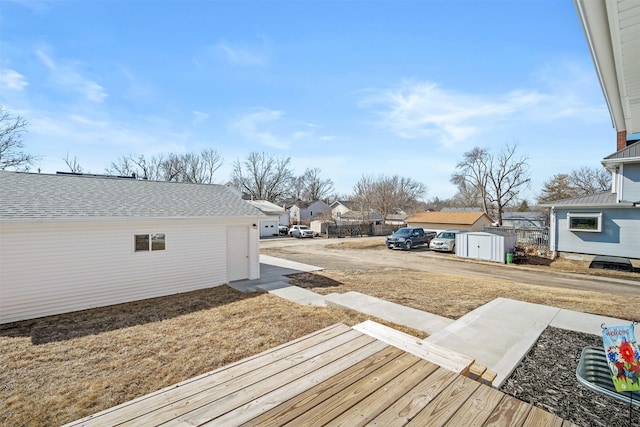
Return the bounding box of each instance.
[65,323,575,427]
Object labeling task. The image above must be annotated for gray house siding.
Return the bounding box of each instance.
[553,208,640,258]
[622,163,640,202]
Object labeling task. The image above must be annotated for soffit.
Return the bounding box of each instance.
[576,0,640,135]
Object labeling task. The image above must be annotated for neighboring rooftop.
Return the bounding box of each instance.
[407,211,493,225]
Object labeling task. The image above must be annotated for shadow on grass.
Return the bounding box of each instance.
[0,285,259,345]
[285,272,344,289]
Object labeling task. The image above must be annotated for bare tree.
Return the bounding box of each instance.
[486,144,531,225]
[0,106,37,171]
[106,149,222,183]
[352,174,376,222]
[450,174,484,208]
[452,144,530,225]
[451,147,490,213]
[569,166,611,195]
[63,152,84,173]
[537,166,611,204]
[353,174,427,222]
[231,152,293,202]
[300,168,334,202]
[107,154,163,180]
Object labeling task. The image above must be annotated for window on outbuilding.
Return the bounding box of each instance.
[568,212,602,232]
[151,233,165,251]
[135,233,166,251]
[135,234,150,251]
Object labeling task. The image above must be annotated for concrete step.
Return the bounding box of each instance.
[424,298,559,388]
[325,291,454,335]
[256,282,327,307]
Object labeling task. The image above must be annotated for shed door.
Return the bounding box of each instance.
[228,226,249,281]
[468,234,493,261]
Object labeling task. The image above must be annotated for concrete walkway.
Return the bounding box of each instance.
[232,255,631,388]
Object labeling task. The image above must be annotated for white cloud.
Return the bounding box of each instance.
[192,110,209,125]
[362,81,542,147]
[230,108,329,150]
[231,108,288,149]
[36,49,108,102]
[362,68,607,149]
[214,40,267,66]
[0,69,29,91]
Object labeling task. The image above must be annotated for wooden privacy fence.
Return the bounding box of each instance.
[325,223,400,238]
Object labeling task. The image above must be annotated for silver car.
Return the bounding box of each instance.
[429,230,463,252]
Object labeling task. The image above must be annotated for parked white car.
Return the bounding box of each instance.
[289,225,314,238]
[429,230,464,252]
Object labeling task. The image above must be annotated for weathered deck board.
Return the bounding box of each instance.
[210,342,396,427]
[483,394,533,426]
[242,346,407,427]
[278,352,421,426]
[323,359,440,427]
[65,323,571,427]
[366,365,459,426]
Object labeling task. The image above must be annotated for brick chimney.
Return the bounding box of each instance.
[617,130,627,151]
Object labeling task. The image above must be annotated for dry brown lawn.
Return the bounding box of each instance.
[0,287,421,427]
[2,239,639,426]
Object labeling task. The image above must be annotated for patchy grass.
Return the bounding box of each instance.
[325,236,640,279]
[0,286,422,427]
[288,269,640,322]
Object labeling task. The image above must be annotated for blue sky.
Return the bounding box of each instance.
[0,0,617,202]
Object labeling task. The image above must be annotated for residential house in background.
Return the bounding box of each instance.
[330,200,354,221]
[0,171,264,324]
[501,212,547,228]
[541,141,640,259]
[406,211,494,233]
[289,200,330,224]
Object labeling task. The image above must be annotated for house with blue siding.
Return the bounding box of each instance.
[549,1,640,261]
[541,141,640,260]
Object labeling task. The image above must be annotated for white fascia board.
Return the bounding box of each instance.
[574,0,626,131]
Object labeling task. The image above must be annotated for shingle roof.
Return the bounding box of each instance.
[0,171,264,220]
[246,199,286,215]
[406,211,493,225]
[538,191,633,207]
[603,140,640,161]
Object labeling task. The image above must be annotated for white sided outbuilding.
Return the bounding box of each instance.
[455,231,517,264]
[0,171,265,324]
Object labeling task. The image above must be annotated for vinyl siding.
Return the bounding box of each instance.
[0,217,257,324]
[553,208,640,258]
[622,163,640,202]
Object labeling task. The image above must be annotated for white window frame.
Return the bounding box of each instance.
[567,212,602,233]
[134,233,166,252]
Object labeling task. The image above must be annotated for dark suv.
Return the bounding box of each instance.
[386,227,436,250]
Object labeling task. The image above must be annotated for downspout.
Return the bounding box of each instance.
[549,206,557,260]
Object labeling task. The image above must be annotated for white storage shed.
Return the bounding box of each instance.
[0,171,264,324]
[455,231,517,264]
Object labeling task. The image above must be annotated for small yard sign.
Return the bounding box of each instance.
[602,324,640,393]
